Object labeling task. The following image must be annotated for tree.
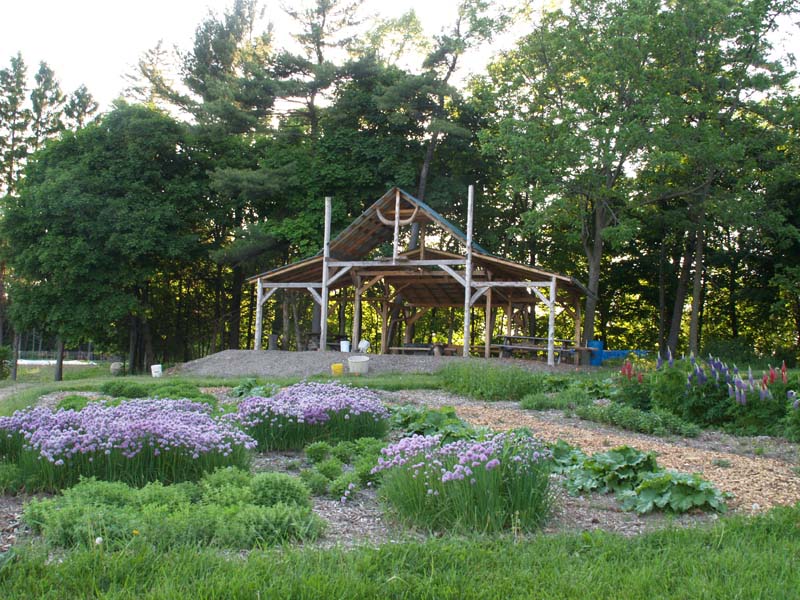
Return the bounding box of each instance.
[0,53,30,195]
[64,84,98,129]
[1,103,202,378]
[28,62,65,153]
[479,0,662,344]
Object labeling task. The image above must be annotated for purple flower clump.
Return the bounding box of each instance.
[372,431,551,483]
[0,399,256,465]
[235,381,389,428]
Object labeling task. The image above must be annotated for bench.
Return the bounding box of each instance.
[388,345,434,355]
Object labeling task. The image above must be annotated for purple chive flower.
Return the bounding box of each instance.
[0,399,256,467]
[234,382,389,429]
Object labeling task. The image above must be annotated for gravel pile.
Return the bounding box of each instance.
[173,349,579,379]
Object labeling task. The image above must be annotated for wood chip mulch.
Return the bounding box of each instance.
[453,404,800,512]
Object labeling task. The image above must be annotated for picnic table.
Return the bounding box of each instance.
[499,335,590,364]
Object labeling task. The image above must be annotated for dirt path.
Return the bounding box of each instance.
[380,390,800,513]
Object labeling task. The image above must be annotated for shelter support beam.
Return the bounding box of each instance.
[485,285,493,359]
[319,196,332,351]
[254,279,263,350]
[352,276,362,351]
[548,277,557,366]
[463,185,474,358]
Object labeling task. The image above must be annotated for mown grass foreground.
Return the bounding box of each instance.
[2,505,799,599]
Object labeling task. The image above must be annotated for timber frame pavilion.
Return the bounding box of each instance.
[248,186,590,366]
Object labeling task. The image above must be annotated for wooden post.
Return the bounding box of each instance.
[419,224,426,260]
[462,185,474,357]
[254,278,264,350]
[484,286,492,359]
[352,275,362,351]
[547,276,557,366]
[319,196,332,352]
[392,188,401,263]
[380,299,389,354]
[506,300,513,336]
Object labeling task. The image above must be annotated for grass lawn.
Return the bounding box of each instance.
[2,505,799,599]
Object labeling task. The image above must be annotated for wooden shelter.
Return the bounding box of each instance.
[247,187,589,365]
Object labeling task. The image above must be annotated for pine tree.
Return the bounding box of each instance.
[0,53,30,196]
[28,61,66,153]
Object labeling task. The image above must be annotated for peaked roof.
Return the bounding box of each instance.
[246,187,590,303]
[326,187,488,260]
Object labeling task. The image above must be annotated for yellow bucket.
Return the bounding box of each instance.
[331,363,344,376]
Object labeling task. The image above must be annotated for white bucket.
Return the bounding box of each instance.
[340,340,351,352]
[150,364,163,378]
[348,355,369,375]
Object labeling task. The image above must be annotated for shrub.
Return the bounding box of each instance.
[330,472,360,501]
[373,431,552,532]
[566,446,659,495]
[521,393,567,410]
[150,383,216,406]
[390,405,476,441]
[0,400,255,490]
[316,458,343,481]
[574,403,700,437]
[300,469,330,496]
[23,476,324,550]
[330,440,358,463]
[613,362,652,410]
[99,381,149,399]
[200,467,254,506]
[618,470,730,514]
[304,441,332,463]
[784,392,800,441]
[652,356,798,434]
[0,462,22,494]
[250,472,311,508]
[55,395,96,412]
[0,345,10,380]
[437,363,549,401]
[235,382,390,450]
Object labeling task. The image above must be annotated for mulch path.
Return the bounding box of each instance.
[379,390,800,513]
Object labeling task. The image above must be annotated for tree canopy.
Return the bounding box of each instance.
[1,0,799,374]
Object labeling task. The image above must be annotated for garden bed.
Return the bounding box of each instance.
[378,389,800,512]
[1,383,797,554]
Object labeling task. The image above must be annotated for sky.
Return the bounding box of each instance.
[0,0,520,109]
[1,1,798,110]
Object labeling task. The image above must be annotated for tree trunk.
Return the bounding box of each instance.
[658,240,667,353]
[141,318,155,371]
[728,248,739,338]
[0,262,5,347]
[128,316,138,374]
[688,225,705,355]
[667,232,695,354]
[582,219,604,343]
[10,332,20,381]
[54,338,65,382]
[228,264,244,349]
